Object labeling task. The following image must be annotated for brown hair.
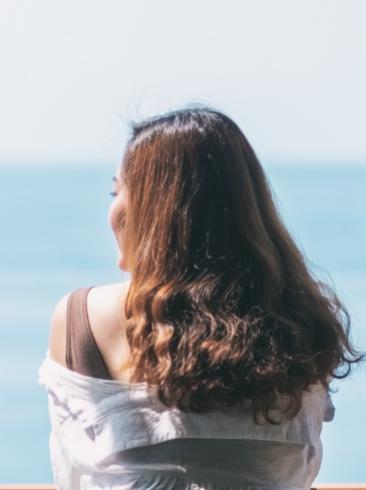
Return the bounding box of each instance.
[117,105,364,423]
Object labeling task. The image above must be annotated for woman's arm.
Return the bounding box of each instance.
[48,292,70,367]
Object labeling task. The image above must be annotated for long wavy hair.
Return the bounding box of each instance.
[116,105,364,423]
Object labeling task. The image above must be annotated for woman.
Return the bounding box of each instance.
[39,106,363,490]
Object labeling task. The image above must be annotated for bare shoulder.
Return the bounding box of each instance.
[87,280,132,376]
[48,290,71,366]
[87,280,131,342]
[48,280,131,371]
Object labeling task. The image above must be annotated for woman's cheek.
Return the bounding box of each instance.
[108,200,121,234]
[109,198,126,235]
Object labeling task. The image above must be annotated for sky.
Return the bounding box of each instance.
[0,0,365,166]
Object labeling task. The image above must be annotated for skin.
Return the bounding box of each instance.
[49,166,133,380]
[108,172,129,272]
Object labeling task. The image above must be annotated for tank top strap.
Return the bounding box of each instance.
[65,286,112,380]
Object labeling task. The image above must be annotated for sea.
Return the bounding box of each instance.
[0,163,365,484]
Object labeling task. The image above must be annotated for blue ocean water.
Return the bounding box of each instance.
[0,163,365,484]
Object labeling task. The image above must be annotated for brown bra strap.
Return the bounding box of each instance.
[66,286,112,380]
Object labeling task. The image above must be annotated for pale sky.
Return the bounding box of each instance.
[0,0,365,165]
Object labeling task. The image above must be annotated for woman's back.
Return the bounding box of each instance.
[39,282,334,490]
[60,281,134,382]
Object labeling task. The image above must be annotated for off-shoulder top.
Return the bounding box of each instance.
[38,286,335,490]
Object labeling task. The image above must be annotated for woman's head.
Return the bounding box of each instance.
[111,105,364,422]
[113,107,283,285]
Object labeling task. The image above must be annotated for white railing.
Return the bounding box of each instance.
[1,484,366,489]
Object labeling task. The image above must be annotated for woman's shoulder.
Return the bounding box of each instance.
[48,280,131,373]
[87,280,131,331]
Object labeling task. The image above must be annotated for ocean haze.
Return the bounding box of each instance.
[0,163,365,483]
